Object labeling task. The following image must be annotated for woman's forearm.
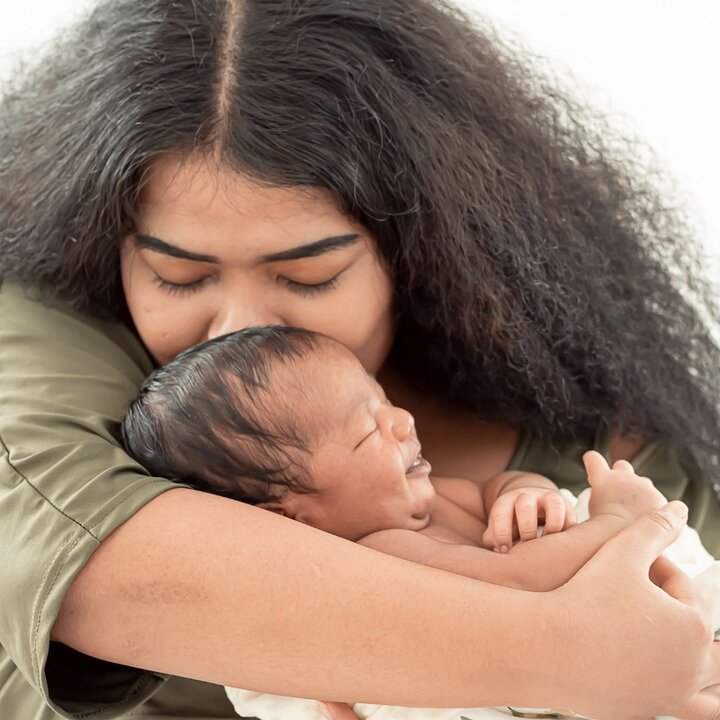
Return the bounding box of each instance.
[52,490,720,717]
[53,488,565,708]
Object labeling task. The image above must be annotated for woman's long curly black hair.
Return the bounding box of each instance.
[1,0,718,492]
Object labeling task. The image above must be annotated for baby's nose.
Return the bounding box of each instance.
[389,407,415,442]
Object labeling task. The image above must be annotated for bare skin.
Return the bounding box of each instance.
[243,342,666,595]
[54,154,720,718]
[358,454,671,594]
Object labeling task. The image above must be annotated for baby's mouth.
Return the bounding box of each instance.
[406,453,430,475]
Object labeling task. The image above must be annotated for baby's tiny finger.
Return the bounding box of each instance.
[489,505,514,551]
[515,494,539,542]
[612,459,635,473]
[563,503,577,528]
[482,526,497,550]
[541,494,566,535]
[583,450,610,483]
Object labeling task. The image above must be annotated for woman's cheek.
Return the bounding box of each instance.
[311,264,394,372]
[344,281,395,373]
[132,290,210,365]
[354,310,395,374]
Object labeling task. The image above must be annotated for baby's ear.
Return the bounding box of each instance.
[257,502,290,518]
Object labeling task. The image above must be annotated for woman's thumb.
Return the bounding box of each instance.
[609,501,689,568]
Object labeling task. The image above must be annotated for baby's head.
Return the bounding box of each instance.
[121,327,434,540]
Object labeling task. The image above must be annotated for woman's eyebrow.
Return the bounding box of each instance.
[134,233,361,263]
[135,234,219,263]
[260,233,360,262]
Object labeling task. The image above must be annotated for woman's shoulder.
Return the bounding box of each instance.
[0,281,188,719]
[0,280,153,379]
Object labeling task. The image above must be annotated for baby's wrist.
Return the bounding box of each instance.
[500,482,559,496]
[591,507,637,525]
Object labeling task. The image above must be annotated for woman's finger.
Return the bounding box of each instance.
[598,501,689,574]
[650,555,707,613]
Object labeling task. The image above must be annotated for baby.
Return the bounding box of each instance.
[120,326,668,592]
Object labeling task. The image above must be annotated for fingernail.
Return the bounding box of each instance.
[500,545,508,554]
[666,501,688,519]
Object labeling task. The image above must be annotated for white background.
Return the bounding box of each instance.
[1,0,718,260]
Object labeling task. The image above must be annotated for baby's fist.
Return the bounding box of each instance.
[483,486,576,553]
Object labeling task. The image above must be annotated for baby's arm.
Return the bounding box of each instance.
[359,513,625,592]
[360,452,668,592]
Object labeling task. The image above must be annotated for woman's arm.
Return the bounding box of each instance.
[54,494,719,718]
[56,487,558,706]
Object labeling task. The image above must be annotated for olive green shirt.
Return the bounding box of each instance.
[1,281,718,719]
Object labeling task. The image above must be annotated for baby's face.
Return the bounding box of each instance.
[260,344,435,540]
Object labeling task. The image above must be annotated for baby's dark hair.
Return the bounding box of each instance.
[120,326,324,504]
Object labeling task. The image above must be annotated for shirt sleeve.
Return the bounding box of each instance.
[0,282,189,719]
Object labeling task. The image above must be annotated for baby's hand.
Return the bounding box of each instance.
[585,450,668,522]
[482,485,576,553]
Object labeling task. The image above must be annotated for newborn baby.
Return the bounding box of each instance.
[121,326,667,590]
[120,326,680,720]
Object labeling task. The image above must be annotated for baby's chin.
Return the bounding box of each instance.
[406,472,436,524]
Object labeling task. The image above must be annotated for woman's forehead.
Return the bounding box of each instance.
[136,154,365,259]
[139,153,339,218]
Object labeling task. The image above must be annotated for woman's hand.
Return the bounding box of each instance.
[482,486,576,552]
[549,501,720,719]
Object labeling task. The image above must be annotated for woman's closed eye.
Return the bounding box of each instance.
[151,271,344,298]
[280,273,341,297]
[153,274,210,295]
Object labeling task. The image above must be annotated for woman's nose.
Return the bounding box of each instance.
[207,301,281,340]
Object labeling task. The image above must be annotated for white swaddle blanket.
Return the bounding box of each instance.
[225,488,720,720]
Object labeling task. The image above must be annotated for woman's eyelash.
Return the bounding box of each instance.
[153,273,341,297]
[153,275,208,295]
[283,275,340,297]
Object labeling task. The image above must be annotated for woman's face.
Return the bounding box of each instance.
[120,154,395,371]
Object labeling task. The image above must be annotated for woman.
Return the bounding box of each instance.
[0,0,719,718]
